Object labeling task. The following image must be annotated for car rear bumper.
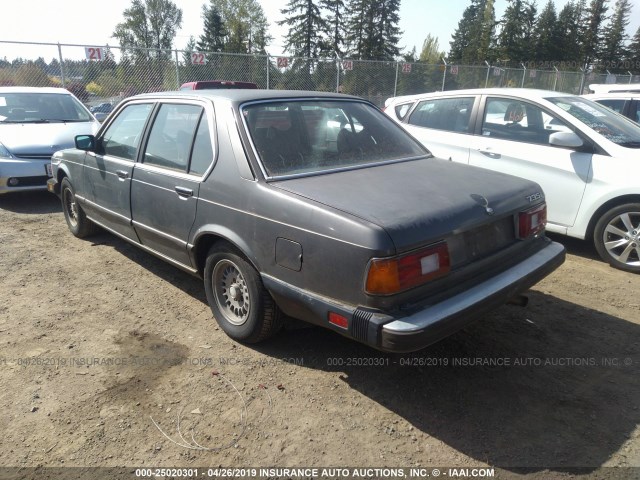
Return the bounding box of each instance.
[263,240,565,353]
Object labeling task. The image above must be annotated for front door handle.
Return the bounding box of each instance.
[115,170,129,180]
[175,186,193,197]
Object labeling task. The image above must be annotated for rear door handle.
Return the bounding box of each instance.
[115,170,129,180]
[175,186,193,197]
[478,149,501,159]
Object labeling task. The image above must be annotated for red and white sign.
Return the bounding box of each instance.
[85,47,105,61]
[529,69,537,78]
[450,65,459,75]
[401,63,412,74]
[277,57,289,68]
[342,60,353,71]
[191,52,207,65]
[493,67,501,76]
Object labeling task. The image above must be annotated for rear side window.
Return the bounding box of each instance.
[102,103,153,161]
[144,104,203,172]
[407,97,474,133]
[394,103,413,121]
[595,99,626,114]
[189,112,214,175]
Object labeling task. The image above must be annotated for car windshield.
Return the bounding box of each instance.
[0,92,93,123]
[546,96,640,148]
[242,100,429,178]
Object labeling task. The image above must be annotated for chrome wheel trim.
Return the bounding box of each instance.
[63,187,78,227]
[212,259,250,326]
[603,211,640,267]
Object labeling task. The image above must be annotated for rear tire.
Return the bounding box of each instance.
[61,177,98,238]
[204,245,283,343]
[593,203,640,273]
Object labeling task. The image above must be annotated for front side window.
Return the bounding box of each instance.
[144,103,203,172]
[547,96,640,148]
[243,100,427,178]
[408,97,475,133]
[481,97,574,146]
[102,103,153,161]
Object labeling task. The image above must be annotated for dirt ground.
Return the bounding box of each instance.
[0,191,639,479]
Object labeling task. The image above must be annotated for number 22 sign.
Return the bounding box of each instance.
[191,52,207,65]
[85,47,105,61]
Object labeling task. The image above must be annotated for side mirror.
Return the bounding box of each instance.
[75,135,95,151]
[549,131,583,149]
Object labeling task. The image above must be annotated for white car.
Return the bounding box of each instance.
[384,88,640,273]
[583,92,640,124]
[0,87,100,193]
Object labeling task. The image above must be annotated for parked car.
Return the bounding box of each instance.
[583,92,640,124]
[47,90,564,352]
[588,83,640,94]
[0,87,100,193]
[179,80,258,90]
[384,88,640,273]
[90,102,114,114]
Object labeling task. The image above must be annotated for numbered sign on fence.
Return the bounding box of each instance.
[85,47,105,61]
[191,52,207,65]
[342,60,353,71]
[401,63,412,74]
[450,65,459,75]
[493,67,501,76]
[529,69,537,78]
[277,57,289,68]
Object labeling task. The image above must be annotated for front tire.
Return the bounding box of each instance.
[593,203,640,273]
[204,245,283,343]
[61,177,98,238]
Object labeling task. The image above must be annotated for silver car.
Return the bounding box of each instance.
[0,87,100,194]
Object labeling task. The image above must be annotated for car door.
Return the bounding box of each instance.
[468,96,593,230]
[130,102,214,267]
[401,96,476,163]
[83,102,153,241]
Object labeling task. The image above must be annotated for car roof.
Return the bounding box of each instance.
[132,89,364,105]
[386,88,575,105]
[589,83,640,93]
[583,92,640,99]
[0,86,72,94]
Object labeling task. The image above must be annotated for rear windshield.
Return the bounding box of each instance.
[242,100,428,178]
[0,92,93,123]
[546,96,640,148]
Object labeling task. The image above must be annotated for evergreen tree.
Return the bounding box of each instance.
[449,0,484,62]
[198,2,227,53]
[555,1,583,66]
[419,34,445,64]
[476,0,496,61]
[497,0,535,63]
[344,0,401,60]
[627,27,640,68]
[534,0,558,63]
[211,0,271,54]
[580,0,609,68]
[278,0,328,58]
[320,0,346,57]
[601,0,631,71]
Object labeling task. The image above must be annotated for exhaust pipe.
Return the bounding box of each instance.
[507,294,529,307]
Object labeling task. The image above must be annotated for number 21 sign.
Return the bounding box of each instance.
[85,47,105,61]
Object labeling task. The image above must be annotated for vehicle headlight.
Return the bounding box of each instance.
[0,142,13,159]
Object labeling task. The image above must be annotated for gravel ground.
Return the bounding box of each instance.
[0,191,639,480]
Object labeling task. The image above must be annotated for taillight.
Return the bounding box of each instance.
[365,242,450,295]
[519,203,547,239]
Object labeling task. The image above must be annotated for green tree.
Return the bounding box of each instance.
[449,0,496,63]
[320,0,346,56]
[344,0,401,60]
[627,27,640,69]
[212,0,270,54]
[601,0,631,71]
[497,0,533,63]
[278,0,328,58]
[198,2,227,53]
[580,0,609,69]
[534,0,558,63]
[113,0,183,60]
[555,1,584,66]
[419,34,445,64]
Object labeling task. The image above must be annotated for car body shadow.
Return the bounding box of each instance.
[0,191,62,214]
[79,231,639,472]
[547,232,601,262]
[255,292,640,473]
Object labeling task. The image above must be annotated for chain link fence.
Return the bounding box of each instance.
[1,40,639,109]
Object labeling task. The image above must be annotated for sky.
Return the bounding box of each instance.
[1,0,639,61]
